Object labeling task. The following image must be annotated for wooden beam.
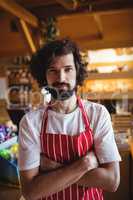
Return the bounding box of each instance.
[31,1,133,19]
[77,38,133,50]
[74,34,102,43]
[21,0,55,7]
[55,0,78,10]
[20,19,37,53]
[58,7,133,21]
[0,49,28,58]
[0,0,39,27]
[93,14,103,39]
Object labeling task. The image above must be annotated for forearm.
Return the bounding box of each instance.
[22,159,89,200]
[77,163,120,192]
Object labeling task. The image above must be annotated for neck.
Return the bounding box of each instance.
[50,93,77,114]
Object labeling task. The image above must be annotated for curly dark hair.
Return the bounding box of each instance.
[30,38,88,88]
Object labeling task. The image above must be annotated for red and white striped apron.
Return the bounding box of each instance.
[40,97,103,200]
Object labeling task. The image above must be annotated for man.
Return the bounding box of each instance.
[18,38,121,200]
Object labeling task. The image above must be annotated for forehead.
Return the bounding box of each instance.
[49,53,75,69]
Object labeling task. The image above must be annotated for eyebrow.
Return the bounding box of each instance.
[48,65,73,69]
[64,65,73,68]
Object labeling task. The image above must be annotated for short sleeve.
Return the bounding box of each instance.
[18,114,41,170]
[94,106,121,164]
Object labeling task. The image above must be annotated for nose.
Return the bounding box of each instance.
[58,70,65,82]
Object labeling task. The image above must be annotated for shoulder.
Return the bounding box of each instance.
[82,99,110,118]
[19,106,47,150]
[20,106,46,127]
[81,99,112,133]
[19,106,47,138]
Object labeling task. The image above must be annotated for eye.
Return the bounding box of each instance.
[65,67,73,72]
[47,68,57,73]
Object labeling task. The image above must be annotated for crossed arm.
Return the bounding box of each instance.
[20,151,120,200]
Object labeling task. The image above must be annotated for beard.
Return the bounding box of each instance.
[45,82,76,101]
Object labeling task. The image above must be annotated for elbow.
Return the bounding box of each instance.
[21,187,35,200]
[21,192,30,200]
[109,183,119,193]
[108,175,120,192]
[22,193,35,200]
[111,179,120,192]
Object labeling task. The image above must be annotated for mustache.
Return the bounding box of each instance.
[52,82,70,88]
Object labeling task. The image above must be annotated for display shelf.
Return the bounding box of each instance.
[87,71,133,80]
[0,136,17,150]
[87,91,133,100]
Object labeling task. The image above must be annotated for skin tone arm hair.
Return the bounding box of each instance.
[20,151,98,200]
[20,151,120,200]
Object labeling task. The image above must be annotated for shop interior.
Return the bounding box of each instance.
[0,0,133,200]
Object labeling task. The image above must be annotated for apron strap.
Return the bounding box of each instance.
[41,97,92,136]
[77,96,91,131]
[77,96,94,147]
[40,106,49,152]
[40,106,49,135]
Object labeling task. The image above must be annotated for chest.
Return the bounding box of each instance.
[45,111,93,136]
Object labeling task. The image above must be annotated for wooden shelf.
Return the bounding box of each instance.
[87,91,133,100]
[87,71,133,80]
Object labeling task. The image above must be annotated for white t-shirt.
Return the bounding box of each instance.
[18,100,121,170]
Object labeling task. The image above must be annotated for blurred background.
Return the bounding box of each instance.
[0,0,133,199]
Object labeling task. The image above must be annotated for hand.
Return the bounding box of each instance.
[6,120,17,132]
[81,151,99,172]
[40,154,64,172]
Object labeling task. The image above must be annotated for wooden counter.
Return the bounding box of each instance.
[104,141,133,200]
[0,139,132,200]
[0,184,21,200]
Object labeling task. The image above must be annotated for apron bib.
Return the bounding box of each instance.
[40,97,103,200]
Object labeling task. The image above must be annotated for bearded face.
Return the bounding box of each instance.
[45,53,77,101]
